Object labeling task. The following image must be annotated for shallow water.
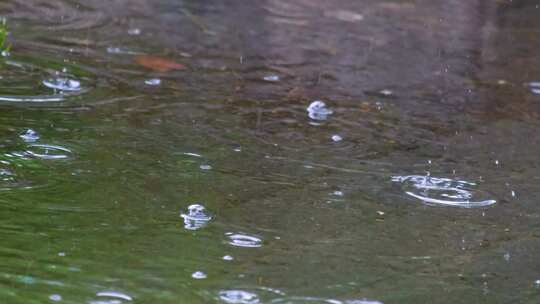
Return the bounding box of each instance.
[0,0,540,303]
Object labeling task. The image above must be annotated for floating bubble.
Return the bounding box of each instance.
[42,78,81,92]
[219,290,260,304]
[192,271,207,279]
[331,135,343,142]
[25,144,72,160]
[307,101,333,121]
[144,78,161,86]
[49,294,62,302]
[180,204,212,230]
[391,175,496,208]
[226,233,263,248]
[20,129,40,142]
[263,75,280,82]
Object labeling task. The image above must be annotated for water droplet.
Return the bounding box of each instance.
[503,252,510,262]
[25,144,72,160]
[200,164,212,170]
[226,233,263,248]
[234,147,242,152]
[42,78,81,92]
[96,291,133,301]
[392,175,496,208]
[263,75,280,82]
[331,135,343,142]
[535,279,540,286]
[58,252,66,257]
[192,271,207,279]
[20,129,39,142]
[307,101,333,121]
[180,204,212,230]
[511,190,516,198]
[127,28,141,35]
[223,255,234,261]
[49,294,62,302]
[144,78,161,86]
[219,290,260,304]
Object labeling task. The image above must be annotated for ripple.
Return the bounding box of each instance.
[219,290,260,304]
[180,204,212,230]
[307,101,333,121]
[96,291,133,301]
[42,77,82,92]
[391,175,496,208]
[25,144,72,160]
[226,233,263,248]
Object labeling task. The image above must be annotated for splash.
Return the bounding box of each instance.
[392,175,496,208]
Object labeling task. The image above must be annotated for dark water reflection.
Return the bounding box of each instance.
[0,0,540,303]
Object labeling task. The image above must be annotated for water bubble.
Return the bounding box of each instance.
[144,78,161,86]
[307,101,333,121]
[391,175,496,208]
[332,190,344,197]
[49,294,62,302]
[263,75,280,82]
[528,82,540,95]
[96,291,133,301]
[25,144,72,160]
[219,290,260,304]
[19,129,40,142]
[192,271,207,279]
[226,233,263,248]
[42,78,81,92]
[223,255,234,261]
[200,164,212,170]
[331,135,343,142]
[180,204,212,230]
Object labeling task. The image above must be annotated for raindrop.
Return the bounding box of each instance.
[226,232,263,248]
[307,101,333,121]
[223,255,234,261]
[331,135,343,142]
[219,290,260,304]
[180,204,212,230]
[144,78,161,86]
[20,129,39,142]
[192,271,207,279]
[42,78,81,92]
[25,144,72,160]
[391,175,496,208]
[200,164,212,170]
[263,75,280,82]
[49,294,62,302]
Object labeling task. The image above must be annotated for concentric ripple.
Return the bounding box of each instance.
[226,233,263,248]
[24,144,72,160]
[391,175,496,208]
